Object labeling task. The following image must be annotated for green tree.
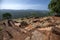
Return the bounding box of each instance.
[2,13,12,19]
[48,0,60,15]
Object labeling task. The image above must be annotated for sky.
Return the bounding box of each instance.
[0,0,50,10]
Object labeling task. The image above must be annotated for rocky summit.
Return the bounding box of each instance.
[0,16,60,40]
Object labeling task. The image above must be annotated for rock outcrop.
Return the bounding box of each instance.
[0,16,60,40]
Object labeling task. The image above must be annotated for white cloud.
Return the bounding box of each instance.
[2,0,30,4]
[0,0,49,10]
[1,4,45,10]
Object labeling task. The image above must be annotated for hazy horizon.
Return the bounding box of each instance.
[0,0,50,10]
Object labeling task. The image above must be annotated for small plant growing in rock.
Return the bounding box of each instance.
[20,21,28,28]
[21,18,24,20]
[0,27,3,31]
[34,17,39,19]
[26,17,30,19]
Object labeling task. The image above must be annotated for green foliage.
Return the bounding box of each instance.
[48,0,60,14]
[0,27,2,31]
[20,21,28,28]
[48,12,53,16]
[2,13,12,19]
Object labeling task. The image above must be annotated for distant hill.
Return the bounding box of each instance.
[0,9,49,19]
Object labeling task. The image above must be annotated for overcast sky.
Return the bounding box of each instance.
[0,0,50,10]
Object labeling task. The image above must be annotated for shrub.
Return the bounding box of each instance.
[20,21,28,28]
[2,13,12,19]
[0,27,2,31]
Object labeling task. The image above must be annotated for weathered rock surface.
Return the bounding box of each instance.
[0,16,60,40]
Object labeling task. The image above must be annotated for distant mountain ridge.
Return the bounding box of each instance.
[0,9,49,20]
